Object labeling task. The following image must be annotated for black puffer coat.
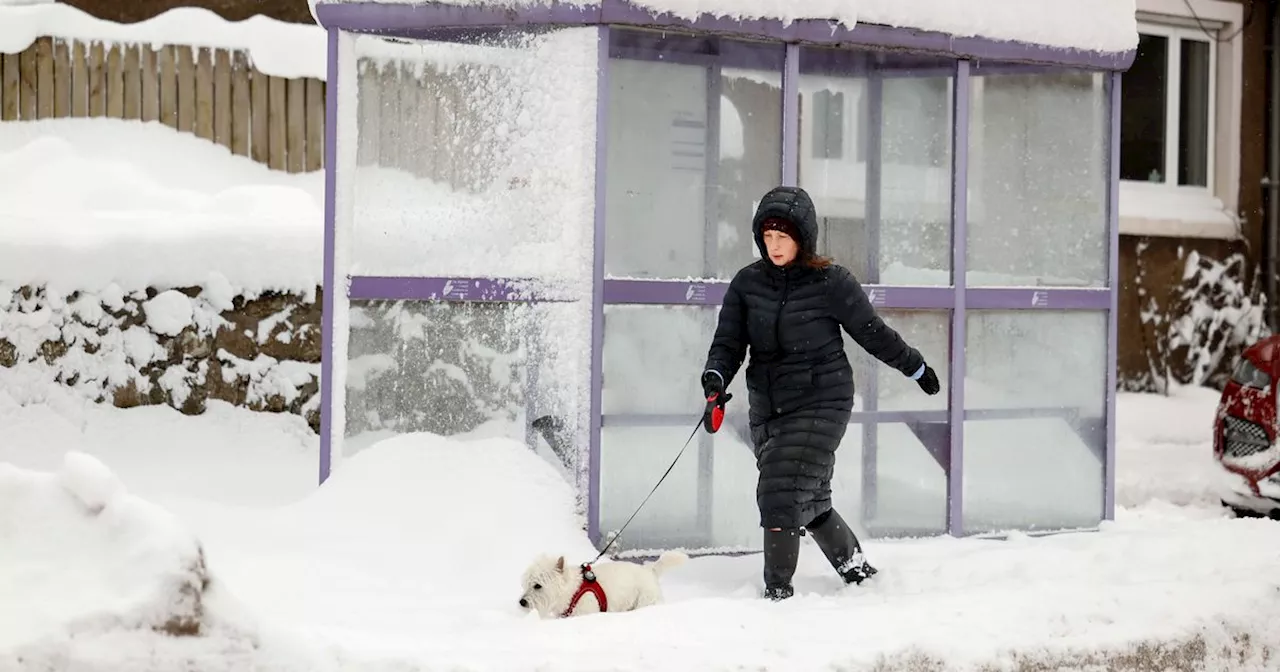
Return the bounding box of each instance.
[703,186,926,530]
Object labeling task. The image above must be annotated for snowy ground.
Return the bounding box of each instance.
[3,370,1280,671]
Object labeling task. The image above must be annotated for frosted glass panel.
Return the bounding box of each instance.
[963,310,1106,533]
[343,300,590,483]
[798,49,952,285]
[843,310,951,413]
[600,304,756,551]
[349,29,597,283]
[967,67,1107,287]
[843,310,950,535]
[604,31,784,281]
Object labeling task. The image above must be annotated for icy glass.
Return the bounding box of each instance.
[966,67,1108,287]
[342,299,591,484]
[799,49,954,285]
[599,304,755,550]
[962,310,1106,533]
[348,29,598,285]
[842,310,950,536]
[600,305,950,550]
[603,30,784,281]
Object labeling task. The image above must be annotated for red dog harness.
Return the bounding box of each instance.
[562,563,608,617]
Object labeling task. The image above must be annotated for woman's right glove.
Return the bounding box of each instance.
[700,370,731,433]
[701,370,725,400]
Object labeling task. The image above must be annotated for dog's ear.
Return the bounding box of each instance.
[556,556,565,573]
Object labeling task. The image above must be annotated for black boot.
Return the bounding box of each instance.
[762,528,800,600]
[805,509,878,585]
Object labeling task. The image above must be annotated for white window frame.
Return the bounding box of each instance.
[1121,0,1244,240]
[1124,23,1217,191]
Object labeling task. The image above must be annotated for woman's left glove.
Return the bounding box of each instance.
[701,370,725,400]
[916,365,940,395]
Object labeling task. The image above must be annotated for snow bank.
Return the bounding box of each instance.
[0,119,322,297]
[1116,384,1227,510]
[277,433,599,583]
[0,452,209,650]
[0,119,323,425]
[0,4,326,80]
[315,0,1138,54]
[172,412,1280,671]
[5,386,1280,670]
[0,369,321,508]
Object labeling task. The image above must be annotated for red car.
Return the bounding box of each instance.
[1215,336,1280,519]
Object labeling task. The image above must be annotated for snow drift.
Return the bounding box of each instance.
[0,119,324,426]
[0,452,210,651]
[5,399,1280,670]
[265,432,601,608]
[0,119,322,296]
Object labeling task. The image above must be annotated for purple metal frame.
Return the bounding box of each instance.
[587,25,611,545]
[781,43,799,186]
[1105,72,1122,520]
[861,68,884,521]
[948,59,970,536]
[314,0,1135,70]
[316,6,1127,547]
[318,27,340,484]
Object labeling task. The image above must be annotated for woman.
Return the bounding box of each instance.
[701,185,940,600]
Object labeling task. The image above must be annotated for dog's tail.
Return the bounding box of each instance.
[646,550,689,576]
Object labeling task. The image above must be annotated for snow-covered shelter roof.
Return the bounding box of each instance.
[313,0,1138,68]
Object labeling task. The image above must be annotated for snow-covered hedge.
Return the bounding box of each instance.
[0,282,324,428]
[0,284,550,440]
[1132,245,1269,393]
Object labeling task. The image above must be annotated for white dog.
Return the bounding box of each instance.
[517,550,688,618]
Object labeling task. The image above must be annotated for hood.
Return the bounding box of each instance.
[752,185,819,264]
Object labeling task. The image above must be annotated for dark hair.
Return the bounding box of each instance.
[800,250,833,269]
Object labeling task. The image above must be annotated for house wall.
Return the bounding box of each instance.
[1115,0,1270,390]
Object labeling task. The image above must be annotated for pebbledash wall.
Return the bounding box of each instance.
[315,0,1137,554]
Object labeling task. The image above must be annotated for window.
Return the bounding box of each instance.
[811,88,846,159]
[1120,26,1215,189]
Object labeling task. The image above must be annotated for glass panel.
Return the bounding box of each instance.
[843,310,950,536]
[968,66,1108,287]
[1178,38,1211,187]
[600,304,754,551]
[342,299,590,488]
[963,310,1107,533]
[600,304,952,550]
[1120,34,1169,182]
[799,49,954,286]
[604,30,785,281]
[349,29,598,285]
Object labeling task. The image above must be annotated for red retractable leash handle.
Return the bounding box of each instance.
[703,391,733,433]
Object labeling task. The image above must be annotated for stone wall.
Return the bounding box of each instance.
[0,283,323,431]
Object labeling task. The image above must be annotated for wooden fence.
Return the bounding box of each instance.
[0,37,324,173]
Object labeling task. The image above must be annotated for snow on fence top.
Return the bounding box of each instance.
[0,4,326,79]
[312,0,1139,54]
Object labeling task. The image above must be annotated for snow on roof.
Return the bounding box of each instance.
[0,4,326,79]
[311,0,1139,54]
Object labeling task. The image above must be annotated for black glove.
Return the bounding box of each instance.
[701,370,725,400]
[916,365,940,395]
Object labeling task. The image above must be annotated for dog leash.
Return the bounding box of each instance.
[590,392,732,564]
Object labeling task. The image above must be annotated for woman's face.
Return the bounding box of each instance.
[763,229,799,267]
